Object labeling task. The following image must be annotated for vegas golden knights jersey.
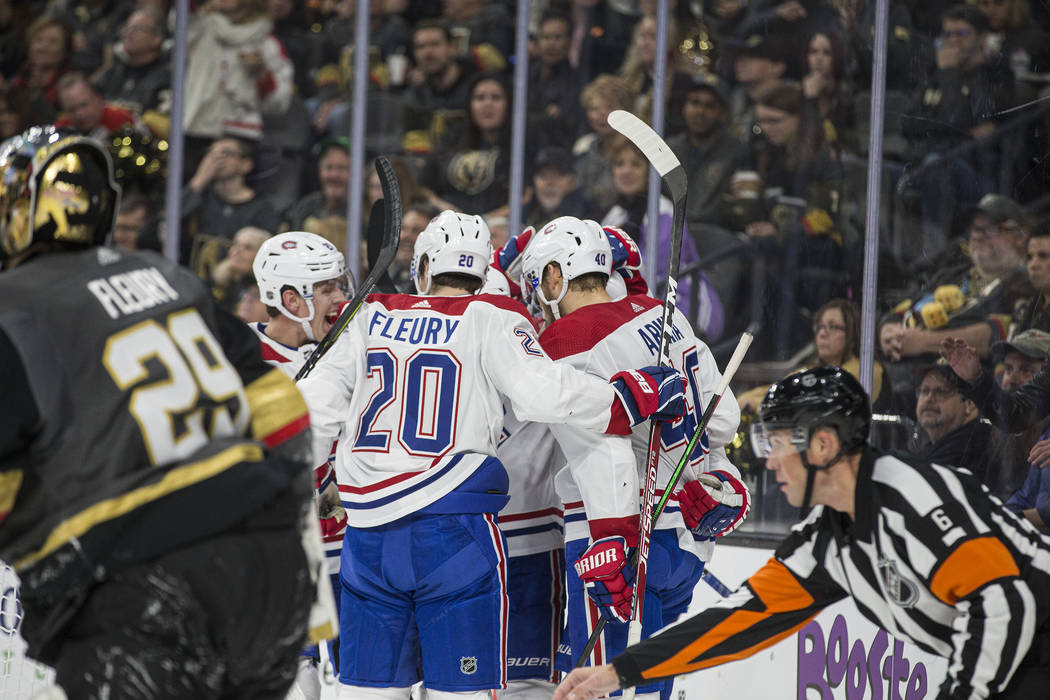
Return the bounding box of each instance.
[0,246,310,611]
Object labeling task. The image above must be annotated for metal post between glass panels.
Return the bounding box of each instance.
[859,0,891,394]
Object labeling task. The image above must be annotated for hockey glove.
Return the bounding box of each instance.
[488,226,534,298]
[677,471,751,540]
[574,536,635,623]
[610,366,687,428]
[603,226,649,295]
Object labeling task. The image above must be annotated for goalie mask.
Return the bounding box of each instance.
[253,231,353,341]
[750,366,870,514]
[0,126,119,263]
[411,210,492,294]
[519,216,612,319]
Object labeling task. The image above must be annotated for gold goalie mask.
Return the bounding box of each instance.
[0,126,120,262]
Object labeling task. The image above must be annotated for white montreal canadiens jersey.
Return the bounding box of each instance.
[540,295,740,556]
[249,322,314,377]
[249,322,343,573]
[497,405,564,557]
[297,293,619,528]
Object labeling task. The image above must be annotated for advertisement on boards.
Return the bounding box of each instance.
[672,544,948,699]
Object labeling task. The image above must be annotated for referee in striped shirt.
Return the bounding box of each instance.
[555,366,1050,700]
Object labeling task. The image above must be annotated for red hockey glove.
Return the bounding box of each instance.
[607,366,687,433]
[319,507,348,539]
[603,225,649,295]
[574,536,635,623]
[489,226,534,298]
[677,471,750,540]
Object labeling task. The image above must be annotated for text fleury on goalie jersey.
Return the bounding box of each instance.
[368,308,460,344]
[637,317,685,357]
[86,266,181,319]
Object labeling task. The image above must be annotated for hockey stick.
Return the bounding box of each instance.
[574,332,754,669]
[606,110,688,694]
[295,156,402,381]
[366,196,398,294]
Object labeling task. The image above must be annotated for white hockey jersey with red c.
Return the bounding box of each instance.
[298,292,633,528]
[542,295,741,552]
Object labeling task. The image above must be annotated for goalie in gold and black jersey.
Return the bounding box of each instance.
[556,367,1050,700]
[0,126,323,698]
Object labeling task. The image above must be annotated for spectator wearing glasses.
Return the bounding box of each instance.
[726,83,847,359]
[901,5,1015,246]
[738,299,889,413]
[96,8,171,123]
[181,135,280,269]
[880,194,1032,366]
[906,363,1000,489]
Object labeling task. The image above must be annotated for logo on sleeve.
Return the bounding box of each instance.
[460,656,478,674]
[878,557,918,608]
[514,328,544,357]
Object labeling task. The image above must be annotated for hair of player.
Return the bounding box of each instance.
[540,262,609,293]
[265,283,300,318]
[431,271,484,293]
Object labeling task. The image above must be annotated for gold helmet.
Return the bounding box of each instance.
[0,126,120,262]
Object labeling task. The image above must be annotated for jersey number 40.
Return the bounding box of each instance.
[352,348,461,457]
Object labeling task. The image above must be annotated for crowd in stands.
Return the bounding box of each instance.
[6,0,1050,529]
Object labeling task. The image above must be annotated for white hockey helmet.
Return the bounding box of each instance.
[519,216,612,319]
[411,210,492,294]
[253,231,351,340]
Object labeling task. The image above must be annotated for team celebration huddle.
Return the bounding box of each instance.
[3,117,1050,700]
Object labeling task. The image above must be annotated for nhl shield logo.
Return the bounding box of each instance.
[878,557,918,608]
[460,656,478,675]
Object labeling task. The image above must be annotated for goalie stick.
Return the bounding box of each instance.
[605,110,688,694]
[574,332,754,669]
[296,156,402,381]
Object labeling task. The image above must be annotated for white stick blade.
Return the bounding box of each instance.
[715,332,754,395]
[607,110,681,176]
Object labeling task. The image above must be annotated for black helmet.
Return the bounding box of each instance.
[0,126,120,263]
[755,366,871,455]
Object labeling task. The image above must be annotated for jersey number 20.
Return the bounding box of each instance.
[353,348,461,457]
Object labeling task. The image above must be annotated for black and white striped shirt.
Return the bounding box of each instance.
[614,449,1050,699]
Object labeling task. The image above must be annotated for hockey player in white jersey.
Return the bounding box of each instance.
[517,216,750,700]
[251,230,351,700]
[485,223,653,700]
[251,231,351,375]
[296,210,688,700]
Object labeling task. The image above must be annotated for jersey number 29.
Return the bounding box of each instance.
[102,309,249,465]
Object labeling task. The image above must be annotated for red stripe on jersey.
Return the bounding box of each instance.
[260,343,290,364]
[540,295,660,360]
[261,413,310,448]
[367,292,535,324]
[338,467,427,494]
[498,506,563,523]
